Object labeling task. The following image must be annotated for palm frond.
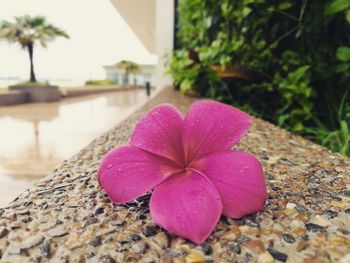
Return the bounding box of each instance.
[0,15,69,48]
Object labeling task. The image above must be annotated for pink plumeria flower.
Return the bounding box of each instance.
[98,101,267,244]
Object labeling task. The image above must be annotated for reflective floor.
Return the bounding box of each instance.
[0,89,151,207]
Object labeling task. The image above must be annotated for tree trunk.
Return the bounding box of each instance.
[27,42,36,82]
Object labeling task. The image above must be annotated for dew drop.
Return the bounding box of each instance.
[118,168,123,172]
[107,164,113,169]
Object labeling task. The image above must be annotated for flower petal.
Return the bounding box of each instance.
[150,170,222,244]
[98,145,179,204]
[130,104,184,164]
[183,100,252,161]
[191,151,267,218]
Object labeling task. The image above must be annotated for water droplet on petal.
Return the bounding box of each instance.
[118,168,123,172]
[107,164,113,169]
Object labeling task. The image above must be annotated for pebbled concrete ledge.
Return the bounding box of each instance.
[0,87,349,262]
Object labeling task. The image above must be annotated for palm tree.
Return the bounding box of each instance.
[116,60,140,86]
[0,15,69,82]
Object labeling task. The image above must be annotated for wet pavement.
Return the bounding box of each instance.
[0,89,151,207]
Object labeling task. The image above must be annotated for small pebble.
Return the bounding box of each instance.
[47,226,68,237]
[310,215,331,227]
[244,219,259,228]
[236,236,251,243]
[89,236,102,247]
[324,209,338,218]
[186,250,205,263]
[143,226,158,237]
[200,243,212,255]
[131,241,147,253]
[152,232,169,249]
[94,207,104,215]
[244,240,265,253]
[86,252,95,259]
[267,248,288,262]
[21,235,44,249]
[282,233,296,243]
[305,223,326,232]
[0,226,8,238]
[99,255,115,263]
[39,242,50,257]
[130,234,141,242]
[232,242,241,254]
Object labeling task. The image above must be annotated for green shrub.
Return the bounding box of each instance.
[169,0,350,156]
[85,79,114,86]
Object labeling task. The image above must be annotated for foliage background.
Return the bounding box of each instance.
[168,0,350,156]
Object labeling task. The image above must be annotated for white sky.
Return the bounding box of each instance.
[0,0,157,82]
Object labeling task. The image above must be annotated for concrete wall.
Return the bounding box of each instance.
[155,0,175,90]
[0,91,28,106]
[111,0,156,53]
[9,85,62,103]
[110,0,175,90]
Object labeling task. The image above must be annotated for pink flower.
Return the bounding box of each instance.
[98,101,267,244]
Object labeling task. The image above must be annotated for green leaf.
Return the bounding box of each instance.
[267,6,275,12]
[346,9,350,23]
[291,65,310,82]
[336,46,350,62]
[242,7,252,17]
[278,2,292,10]
[325,0,350,15]
[293,122,304,132]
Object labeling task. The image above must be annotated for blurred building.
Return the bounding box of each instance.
[103,62,156,86]
[110,0,174,90]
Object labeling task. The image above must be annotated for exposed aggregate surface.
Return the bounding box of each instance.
[0,87,349,263]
